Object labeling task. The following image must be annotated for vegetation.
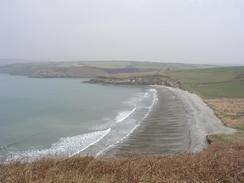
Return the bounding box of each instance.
[167,67,244,146]
[0,61,215,78]
[1,143,244,183]
[167,66,244,98]
[206,98,244,145]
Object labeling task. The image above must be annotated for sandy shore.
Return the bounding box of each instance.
[165,86,236,153]
[104,86,235,156]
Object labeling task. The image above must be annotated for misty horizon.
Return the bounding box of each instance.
[0,0,243,65]
[0,59,243,67]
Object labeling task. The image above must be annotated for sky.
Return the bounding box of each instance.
[0,0,243,65]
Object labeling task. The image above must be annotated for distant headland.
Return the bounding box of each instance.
[84,74,181,88]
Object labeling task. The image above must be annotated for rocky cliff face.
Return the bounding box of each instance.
[84,74,181,88]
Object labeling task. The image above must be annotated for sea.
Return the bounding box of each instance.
[0,74,157,161]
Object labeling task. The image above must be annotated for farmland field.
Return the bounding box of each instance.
[167,66,244,98]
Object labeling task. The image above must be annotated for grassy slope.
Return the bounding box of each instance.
[0,61,216,76]
[48,61,215,70]
[167,66,244,98]
[167,66,244,145]
[1,143,244,183]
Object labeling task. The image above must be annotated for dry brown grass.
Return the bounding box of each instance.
[206,98,244,128]
[1,143,244,183]
[206,98,244,144]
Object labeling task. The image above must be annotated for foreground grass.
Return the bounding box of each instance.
[1,143,244,183]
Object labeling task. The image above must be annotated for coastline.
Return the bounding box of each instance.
[102,85,236,157]
[79,88,159,158]
[0,81,236,162]
[163,86,236,153]
[1,85,242,182]
[1,68,243,182]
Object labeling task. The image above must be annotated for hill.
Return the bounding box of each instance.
[167,66,244,98]
[0,61,215,78]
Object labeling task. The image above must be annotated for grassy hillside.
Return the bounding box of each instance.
[43,60,215,70]
[167,66,244,98]
[0,61,216,78]
[1,143,244,183]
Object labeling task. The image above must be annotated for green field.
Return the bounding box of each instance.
[1,61,244,98]
[167,67,244,98]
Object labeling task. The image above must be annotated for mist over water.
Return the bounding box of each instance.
[0,74,156,161]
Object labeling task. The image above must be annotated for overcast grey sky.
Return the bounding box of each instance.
[0,0,243,64]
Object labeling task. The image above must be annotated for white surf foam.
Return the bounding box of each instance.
[96,124,140,157]
[143,88,158,119]
[6,128,111,162]
[123,91,150,106]
[96,88,159,157]
[5,88,159,161]
[115,108,136,123]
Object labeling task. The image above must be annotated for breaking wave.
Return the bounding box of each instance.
[5,129,111,162]
[115,108,136,123]
[4,87,158,162]
[95,88,158,157]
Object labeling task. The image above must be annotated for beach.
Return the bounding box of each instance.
[103,86,235,157]
[0,74,235,161]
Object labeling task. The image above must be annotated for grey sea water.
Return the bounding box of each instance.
[0,74,157,161]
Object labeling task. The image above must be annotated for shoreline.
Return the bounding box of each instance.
[0,84,236,163]
[102,85,236,157]
[78,88,159,158]
[164,86,236,153]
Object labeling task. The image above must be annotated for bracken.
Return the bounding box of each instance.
[1,143,244,183]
